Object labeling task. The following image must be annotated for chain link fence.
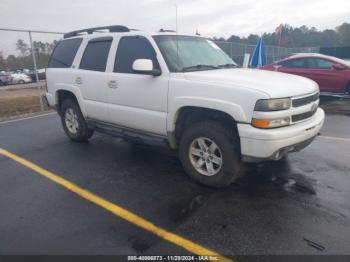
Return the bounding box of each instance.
[214,41,320,66]
[0,28,321,120]
[0,28,63,120]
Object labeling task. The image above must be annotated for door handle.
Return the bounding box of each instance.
[108,80,118,89]
[75,77,82,85]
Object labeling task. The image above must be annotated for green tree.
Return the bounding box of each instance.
[227,35,241,43]
[212,37,225,41]
[16,39,29,56]
[215,23,347,48]
[320,29,339,47]
[247,34,259,44]
[6,55,21,69]
[336,23,350,46]
[0,52,7,70]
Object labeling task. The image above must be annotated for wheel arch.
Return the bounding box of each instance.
[55,87,86,116]
[168,105,241,149]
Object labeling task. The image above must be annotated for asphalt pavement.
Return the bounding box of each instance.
[0,99,350,259]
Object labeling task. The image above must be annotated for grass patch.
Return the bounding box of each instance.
[0,95,49,118]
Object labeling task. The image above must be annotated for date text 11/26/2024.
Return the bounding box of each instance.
[127,255,220,261]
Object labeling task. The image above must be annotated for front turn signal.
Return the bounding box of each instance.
[252,117,290,129]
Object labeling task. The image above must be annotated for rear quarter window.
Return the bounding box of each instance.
[48,38,82,68]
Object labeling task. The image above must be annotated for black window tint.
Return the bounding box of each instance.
[281,59,306,68]
[114,36,158,73]
[80,38,112,72]
[48,38,82,68]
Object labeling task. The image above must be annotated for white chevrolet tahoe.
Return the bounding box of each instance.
[45,25,325,187]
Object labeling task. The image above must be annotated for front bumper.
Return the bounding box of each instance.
[238,108,325,162]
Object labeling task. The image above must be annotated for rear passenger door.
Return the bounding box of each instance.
[105,36,168,135]
[76,37,113,122]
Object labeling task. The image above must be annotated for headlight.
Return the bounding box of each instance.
[254,98,291,111]
[252,117,290,129]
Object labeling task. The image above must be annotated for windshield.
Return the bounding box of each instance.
[153,35,237,72]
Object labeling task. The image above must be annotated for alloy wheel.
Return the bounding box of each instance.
[65,108,79,134]
[188,137,223,176]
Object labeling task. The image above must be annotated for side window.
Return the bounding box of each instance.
[48,38,82,68]
[79,37,112,72]
[281,59,306,68]
[114,36,159,73]
[306,58,334,69]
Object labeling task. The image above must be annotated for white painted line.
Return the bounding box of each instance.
[320,93,350,99]
[318,135,350,143]
[0,112,56,125]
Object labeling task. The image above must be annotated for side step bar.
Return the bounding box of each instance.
[87,119,169,148]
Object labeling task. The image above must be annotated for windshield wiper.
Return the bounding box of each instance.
[217,63,238,68]
[181,64,219,72]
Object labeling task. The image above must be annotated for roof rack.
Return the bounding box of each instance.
[159,29,176,33]
[64,25,130,39]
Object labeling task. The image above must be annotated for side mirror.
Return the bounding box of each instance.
[273,65,282,71]
[132,59,161,76]
[332,63,346,70]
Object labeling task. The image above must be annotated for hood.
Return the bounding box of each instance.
[184,68,319,98]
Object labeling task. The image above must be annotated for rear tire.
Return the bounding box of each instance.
[18,80,25,84]
[60,99,94,142]
[179,121,242,188]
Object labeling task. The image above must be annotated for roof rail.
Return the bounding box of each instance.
[159,29,176,33]
[64,25,130,39]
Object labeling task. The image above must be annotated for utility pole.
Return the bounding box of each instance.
[29,31,44,111]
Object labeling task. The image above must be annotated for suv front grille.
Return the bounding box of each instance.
[292,93,319,107]
[292,109,317,122]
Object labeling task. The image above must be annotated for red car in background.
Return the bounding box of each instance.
[262,53,350,94]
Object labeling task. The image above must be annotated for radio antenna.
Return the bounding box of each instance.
[175,4,178,33]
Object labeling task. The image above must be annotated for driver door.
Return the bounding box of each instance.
[105,36,169,135]
[277,58,310,79]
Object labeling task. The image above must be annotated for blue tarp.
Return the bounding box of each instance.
[250,38,266,68]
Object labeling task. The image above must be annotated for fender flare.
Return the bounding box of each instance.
[167,96,247,132]
[54,84,87,117]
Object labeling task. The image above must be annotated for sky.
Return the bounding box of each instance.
[1,0,350,56]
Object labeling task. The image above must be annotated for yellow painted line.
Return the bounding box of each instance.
[0,148,232,262]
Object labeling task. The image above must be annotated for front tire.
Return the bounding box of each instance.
[60,99,94,142]
[346,84,350,96]
[179,121,242,188]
